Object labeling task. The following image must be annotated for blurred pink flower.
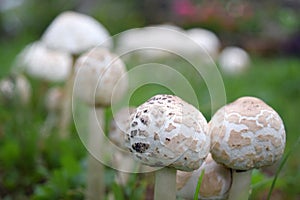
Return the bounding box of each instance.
[173,0,196,16]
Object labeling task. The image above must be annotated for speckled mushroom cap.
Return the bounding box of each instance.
[74,48,128,106]
[127,94,210,171]
[209,96,286,170]
[41,11,112,54]
[16,41,72,82]
[109,107,137,151]
[177,154,231,200]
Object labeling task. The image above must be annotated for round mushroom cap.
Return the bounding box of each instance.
[209,96,286,170]
[218,46,250,75]
[177,154,231,200]
[74,48,128,106]
[127,94,210,171]
[187,28,221,59]
[0,74,31,105]
[109,107,137,151]
[41,11,112,54]
[16,41,72,82]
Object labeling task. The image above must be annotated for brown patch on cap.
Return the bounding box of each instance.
[165,123,176,132]
[228,130,251,149]
[200,171,223,197]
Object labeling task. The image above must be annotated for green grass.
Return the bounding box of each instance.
[0,37,300,199]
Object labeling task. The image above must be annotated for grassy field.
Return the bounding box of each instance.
[0,35,299,199]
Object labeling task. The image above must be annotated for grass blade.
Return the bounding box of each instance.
[193,170,205,200]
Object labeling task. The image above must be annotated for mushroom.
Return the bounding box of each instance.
[218,46,250,75]
[0,74,31,105]
[177,154,231,200]
[41,11,112,55]
[74,47,128,200]
[41,11,112,137]
[15,41,72,82]
[187,28,221,60]
[127,94,210,200]
[109,107,137,185]
[209,96,286,200]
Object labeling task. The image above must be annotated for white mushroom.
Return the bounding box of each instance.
[209,96,286,200]
[0,74,31,105]
[127,94,210,200]
[15,41,72,82]
[74,47,128,106]
[177,154,231,200]
[41,11,112,55]
[187,28,221,60]
[218,46,250,75]
[109,107,137,185]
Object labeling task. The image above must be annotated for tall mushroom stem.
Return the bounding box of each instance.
[85,107,105,200]
[228,170,252,200]
[154,167,176,200]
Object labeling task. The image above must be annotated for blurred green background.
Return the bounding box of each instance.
[0,0,299,199]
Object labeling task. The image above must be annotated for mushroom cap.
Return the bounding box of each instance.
[109,107,137,151]
[209,96,286,170]
[16,41,72,82]
[41,11,112,54]
[0,74,31,105]
[74,48,128,106]
[187,28,221,59]
[127,94,210,171]
[177,154,231,200]
[218,46,250,75]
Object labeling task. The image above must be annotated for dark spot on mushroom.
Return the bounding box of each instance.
[143,109,148,113]
[266,147,270,151]
[155,147,159,153]
[184,157,187,160]
[129,148,133,152]
[168,100,172,103]
[154,133,160,141]
[130,130,137,138]
[131,121,138,127]
[140,117,148,125]
[132,143,150,153]
[165,138,171,142]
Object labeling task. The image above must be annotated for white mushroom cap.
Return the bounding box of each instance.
[177,154,231,200]
[109,107,137,151]
[218,46,250,75]
[45,87,64,112]
[187,28,221,59]
[74,48,128,106]
[0,74,31,105]
[41,11,112,54]
[209,96,286,170]
[16,41,72,82]
[127,94,210,171]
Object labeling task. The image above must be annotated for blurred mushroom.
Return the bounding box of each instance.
[177,154,231,200]
[41,11,112,55]
[74,47,128,200]
[127,94,210,200]
[218,46,250,75]
[209,96,286,200]
[0,74,31,105]
[109,107,137,185]
[187,28,221,60]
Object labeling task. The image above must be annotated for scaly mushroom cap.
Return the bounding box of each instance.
[177,154,231,200]
[127,94,210,171]
[74,48,128,106]
[209,96,286,170]
[16,41,72,82]
[42,11,112,54]
[109,107,137,151]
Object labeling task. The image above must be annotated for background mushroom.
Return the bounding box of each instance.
[218,46,250,75]
[127,94,210,200]
[74,47,128,200]
[209,96,286,200]
[177,154,231,200]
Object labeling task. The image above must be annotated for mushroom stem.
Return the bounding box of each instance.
[154,167,177,200]
[59,55,77,138]
[85,107,105,200]
[228,169,252,200]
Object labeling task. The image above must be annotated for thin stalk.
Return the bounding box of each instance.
[228,170,252,200]
[154,167,176,200]
[85,107,105,200]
